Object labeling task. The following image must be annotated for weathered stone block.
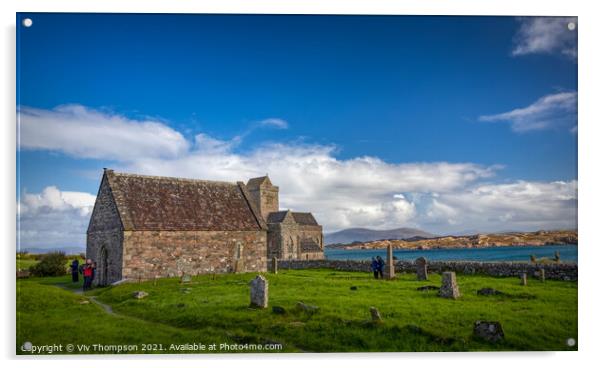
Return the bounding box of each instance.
[438,272,460,299]
[385,244,395,279]
[249,275,268,308]
[370,307,382,322]
[415,257,428,281]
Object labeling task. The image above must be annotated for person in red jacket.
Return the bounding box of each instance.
[82,259,95,291]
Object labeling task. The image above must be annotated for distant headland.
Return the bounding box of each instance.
[325,229,577,250]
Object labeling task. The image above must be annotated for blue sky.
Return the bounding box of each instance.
[16,14,578,248]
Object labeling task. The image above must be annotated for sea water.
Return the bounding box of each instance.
[324,244,577,263]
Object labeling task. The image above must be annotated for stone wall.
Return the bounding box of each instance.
[122,230,267,280]
[87,174,124,286]
[278,259,577,281]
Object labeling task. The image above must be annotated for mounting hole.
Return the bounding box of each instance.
[22,18,33,28]
[567,22,576,31]
[566,337,576,347]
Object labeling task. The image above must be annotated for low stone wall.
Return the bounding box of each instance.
[277,259,577,281]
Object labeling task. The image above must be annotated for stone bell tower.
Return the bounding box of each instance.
[245,175,279,221]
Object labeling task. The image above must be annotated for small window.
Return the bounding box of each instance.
[235,243,244,259]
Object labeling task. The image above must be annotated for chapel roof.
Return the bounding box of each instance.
[102,169,267,231]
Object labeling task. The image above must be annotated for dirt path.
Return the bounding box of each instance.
[52,283,295,351]
[54,285,115,315]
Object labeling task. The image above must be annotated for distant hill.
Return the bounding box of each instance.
[18,246,85,255]
[325,227,436,245]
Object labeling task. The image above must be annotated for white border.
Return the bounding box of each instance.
[2,1,601,368]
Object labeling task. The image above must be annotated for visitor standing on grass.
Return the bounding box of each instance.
[82,259,95,291]
[70,259,79,283]
[370,257,379,279]
[376,256,385,279]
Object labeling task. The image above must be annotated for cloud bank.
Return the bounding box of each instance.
[512,17,577,59]
[17,105,577,248]
[19,105,190,160]
[478,92,577,133]
[18,186,96,249]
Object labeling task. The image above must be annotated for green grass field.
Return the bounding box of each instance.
[17,269,577,354]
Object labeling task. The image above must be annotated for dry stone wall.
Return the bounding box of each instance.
[278,259,577,281]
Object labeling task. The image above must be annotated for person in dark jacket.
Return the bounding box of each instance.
[376,256,385,279]
[70,259,79,283]
[370,257,379,279]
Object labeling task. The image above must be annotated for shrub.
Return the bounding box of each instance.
[29,252,68,277]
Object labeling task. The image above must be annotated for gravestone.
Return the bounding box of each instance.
[520,272,528,286]
[539,268,546,282]
[385,244,395,279]
[133,291,148,299]
[180,274,192,283]
[370,307,382,322]
[249,275,268,308]
[415,257,428,281]
[438,272,460,299]
[271,257,278,274]
[473,321,505,343]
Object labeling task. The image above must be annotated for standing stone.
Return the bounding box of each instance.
[271,257,278,274]
[370,307,382,322]
[520,272,528,286]
[385,244,395,279]
[249,275,268,308]
[438,272,460,299]
[415,257,428,281]
[539,268,546,282]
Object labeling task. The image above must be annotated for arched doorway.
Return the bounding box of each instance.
[99,246,109,286]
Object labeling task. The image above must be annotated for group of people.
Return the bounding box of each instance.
[370,256,386,279]
[70,258,96,291]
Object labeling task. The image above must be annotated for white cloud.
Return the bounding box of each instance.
[258,118,288,129]
[17,105,578,248]
[121,142,501,231]
[478,92,577,133]
[18,186,96,249]
[18,105,190,160]
[512,17,577,59]
[422,180,577,233]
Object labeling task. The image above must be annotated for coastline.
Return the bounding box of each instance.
[325,230,577,250]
